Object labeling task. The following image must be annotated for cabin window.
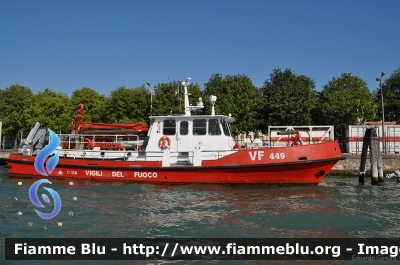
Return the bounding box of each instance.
[163,120,176,135]
[180,121,188,135]
[208,119,221,135]
[221,119,232,136]
[193,119,206,135]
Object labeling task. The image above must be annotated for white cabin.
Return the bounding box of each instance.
[146,114,235,152]
[147,78,235,151]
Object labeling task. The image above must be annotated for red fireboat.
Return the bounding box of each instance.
[7,78,345,185]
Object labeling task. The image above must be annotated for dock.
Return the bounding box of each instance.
[0,151,12,165]
[332,154,400,175]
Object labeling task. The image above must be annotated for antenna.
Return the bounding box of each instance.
[146,81,152,116]
[178,81,182,112]
[210,95,217,116]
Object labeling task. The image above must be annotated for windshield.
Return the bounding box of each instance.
[221,119,232,136]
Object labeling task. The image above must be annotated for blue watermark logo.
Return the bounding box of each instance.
[34,129,60,176]
[30,129,62,220]
[29,179,62,220]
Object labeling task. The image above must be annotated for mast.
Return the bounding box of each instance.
[182,77,204,116]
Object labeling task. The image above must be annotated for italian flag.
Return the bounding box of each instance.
[173,86,179,98]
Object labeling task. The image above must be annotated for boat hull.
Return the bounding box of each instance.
[7,141,345,185]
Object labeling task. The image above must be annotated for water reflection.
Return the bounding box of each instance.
[2,168,400,240]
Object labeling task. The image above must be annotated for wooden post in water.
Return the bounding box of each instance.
[376,137,384,182]
[369,129,379,185]
[359,127,385,185]
[359,128,371,183]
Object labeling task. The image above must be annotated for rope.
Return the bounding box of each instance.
[343,161,372,176]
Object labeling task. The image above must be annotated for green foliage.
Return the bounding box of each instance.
[24,88,72,133]
[105,86,150,123]
[2,68,399,139]
[316,73,377,138]
[152,81,203,116]
[261,68,317,129]
[0,85,33,136]
[203,74,263,134]
[152,82,181,116]
[374,68,400,122]
[71,87,107,122]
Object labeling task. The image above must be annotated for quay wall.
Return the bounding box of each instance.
[0,151,11,165]
[332,154,400,175]
[0,151,11,159]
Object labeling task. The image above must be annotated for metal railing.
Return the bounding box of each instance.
[268,125,334,147]
[58,134,141,150]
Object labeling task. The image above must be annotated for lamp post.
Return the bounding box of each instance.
[0,118,2,150]
[146,81,153,116]
[376,71,386,154]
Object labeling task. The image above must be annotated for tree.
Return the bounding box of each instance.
[203,74,263,134]
[105,86,150,123]
[0,85,34,136]
[24,88,72,133]
[316,73,377,138]
[261,68,317,130]
[374,68,400,122]
[71,87,107,122]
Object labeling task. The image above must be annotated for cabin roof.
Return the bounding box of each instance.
[149,114,234,123]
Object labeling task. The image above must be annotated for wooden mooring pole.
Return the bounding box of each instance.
[359,127,384,185]
[369,129,379,185]
[376,137,384,182]
[359,128,371,183]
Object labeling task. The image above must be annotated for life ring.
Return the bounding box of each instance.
[158,136,171,149]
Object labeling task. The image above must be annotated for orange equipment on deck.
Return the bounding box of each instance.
[85,138,126,150]
[70,103,149,134]
[69,103,148,151]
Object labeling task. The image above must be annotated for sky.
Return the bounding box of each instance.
[1,0,399,97]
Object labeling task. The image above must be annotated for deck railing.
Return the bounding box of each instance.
[58,134,141,150]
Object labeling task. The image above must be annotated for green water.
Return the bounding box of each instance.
[1,165,400,264]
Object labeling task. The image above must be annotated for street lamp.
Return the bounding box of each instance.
[0,118,3,150]
[376,71,386,154]
[146,81,153,116]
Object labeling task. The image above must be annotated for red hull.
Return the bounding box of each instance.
[7,141,345,185]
